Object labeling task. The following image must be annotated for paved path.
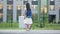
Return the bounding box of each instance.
[0,30,60,34]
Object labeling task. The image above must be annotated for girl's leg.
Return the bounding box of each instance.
[26,24,31,30]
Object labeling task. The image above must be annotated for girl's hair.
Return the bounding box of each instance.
[26,3,31,10]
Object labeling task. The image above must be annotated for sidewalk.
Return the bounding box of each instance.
[0,30,60,34]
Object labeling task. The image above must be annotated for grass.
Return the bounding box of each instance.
[0,22,60,30]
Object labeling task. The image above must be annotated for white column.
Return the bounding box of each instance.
[3,0,7,22]
[21,0,24,16]
[13,0,17,22]
[56,14,59,23]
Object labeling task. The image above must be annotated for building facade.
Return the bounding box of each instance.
[0,0,39,23]
[48,0,60,23]
[0,0,60,23]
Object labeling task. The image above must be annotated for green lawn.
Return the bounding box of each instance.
[0,22,60,30]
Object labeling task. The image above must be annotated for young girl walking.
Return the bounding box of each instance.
[24,3,33,31]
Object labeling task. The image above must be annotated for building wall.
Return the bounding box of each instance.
[55,0,60,23]
[1,0,60,23]
[0,0,7,22]
[48,0,60,23]
[0,0,39,22]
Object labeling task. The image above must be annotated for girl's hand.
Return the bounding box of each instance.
[24,17,26,19]
[24,16,26,19]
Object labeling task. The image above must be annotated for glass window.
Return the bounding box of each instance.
[0,13,3,18]
[17,5,21,10]
[50,0,55,11]
[17,5,21,21]
[50,0,55,5]
[7,4,13,10]
[0,0,3,1]
[50,1,55,5]
[32,5,37,10]
[50,5,54,11]
[0,4,3,9]
[0,4,3,22]
[7,0,13,1]
[23,5,26,10]
[24,1,28,5]
[32,1,38,5]
[7,0,13,4]
[41,6,47,14]
[7,4,13,22]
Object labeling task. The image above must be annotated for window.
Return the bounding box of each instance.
[0,4,3,21]
[17,5,21,21]
[7,4,13,22]
[7,4,13,10]
[50,0,55,11]
[17,5,21,10]
[59,6,60,9]
[0,13,3,18]
[32,1,38,5]
[50,0,55,5]
[24,1,28,5]
[41,6,47,14]
[0,4,3,9]
[0,0,3,1]
[24,5,26,10]
[32,5,37,10]
[7,0,13,4]
[50,5,54,11]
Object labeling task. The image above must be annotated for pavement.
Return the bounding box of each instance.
[0,30,60,34]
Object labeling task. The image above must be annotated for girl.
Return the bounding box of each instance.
[24,3,32,31]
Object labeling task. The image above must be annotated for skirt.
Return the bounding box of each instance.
[24,18,33,24]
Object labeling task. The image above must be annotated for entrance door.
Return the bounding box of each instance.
[49,15,56,23]
[0,3,3,23]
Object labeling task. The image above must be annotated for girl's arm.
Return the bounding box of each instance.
[23,10,26,19]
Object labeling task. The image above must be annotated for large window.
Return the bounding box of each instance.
[41,5,47,14]
[17,5,21,21]
[50,0,55,11]
[0,4,3,10]
[24,1,28,5]
[0,4,3,22]
[17,5,21,10]
[32,0,38,5]
[7,4,13,10]
[7,0,13,4]
[50,0,55,5]
[7,4,13,22]
[50,5,54,11]
[31,5,38,10]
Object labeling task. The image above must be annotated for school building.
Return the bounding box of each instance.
[0,0,60,23]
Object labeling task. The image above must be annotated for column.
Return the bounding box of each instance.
[13,0,17,22]
[3,0,7,22]
[21,0,24,16]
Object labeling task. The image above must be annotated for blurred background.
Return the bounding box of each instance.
[0,0,60,30]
